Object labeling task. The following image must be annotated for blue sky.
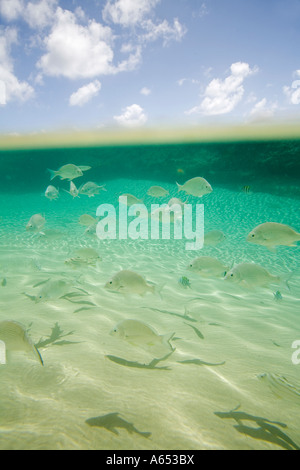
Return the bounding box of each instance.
[0,0,300,133]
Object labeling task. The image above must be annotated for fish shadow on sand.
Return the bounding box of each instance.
[178,358,226,367]
[215,406,300,451]
[141,307,197,323]
[35,323,81,349]
[86,412,151,438]
[106,351,174,370]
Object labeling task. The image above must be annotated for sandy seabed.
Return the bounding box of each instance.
[0,179,299,450]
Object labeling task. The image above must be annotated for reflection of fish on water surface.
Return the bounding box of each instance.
[86,412,151,438]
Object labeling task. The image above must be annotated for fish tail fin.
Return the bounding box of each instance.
[148,285,156,295]
[162,332,176,351]
[33,345,44,366]
[155,282,166,299]
[48,169,57,181]
[282,269,298,291]
[176,182,182,192]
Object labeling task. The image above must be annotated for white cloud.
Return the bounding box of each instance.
[103,0,160,27]
[192,2,209,19]
[115,45,142,73]
[37,7,142,80]
[37,8,115,79]
[0,0,57,29]
[69,80,101,107]
[24,0,58,29]
[248,98,277,121]
[102,0,186,46]
[0,27,34,105]
[140,87,151,96]
[114,104,147,127]
[0,0,23,21]
[177,78,200,86]
[141,18,186,45]
[283,71,300,105]
[186,62,257,116]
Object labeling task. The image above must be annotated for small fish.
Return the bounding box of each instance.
[1,278,7,287]
[26,214,46,233]
[178,276,191,288]
[225,263,281,289]
[0,321,43,365]
[150,205,183,225]
[78,214,98,227]
[176,168,185,175]
[64,181,80,198]
[242,185,251,193]
[73,248,101,261]
[176,177,213,198]
[65,248,101,268]
[119,194,143,206]
[48,164,84,181]
[86,412,151,438]
[247,222,300,251]
[168,197,186,208]
[188,256,229,278]
[147,186,169,198]
[111,319,175,352]
[37,229,63,241]
[84,225,97,237]
[105,270,156,296]
[45,185,59,201]
[273,291,283,302]
[204,230,226,246]
[34,279,71,303]
[79,182,106,198]
[184,322,204,340]
[258,373,300,400]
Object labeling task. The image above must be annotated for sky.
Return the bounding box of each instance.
[0,0,300,133]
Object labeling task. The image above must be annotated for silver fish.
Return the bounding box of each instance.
[0,321,43,365]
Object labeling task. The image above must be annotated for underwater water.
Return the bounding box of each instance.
[0,137,300,450]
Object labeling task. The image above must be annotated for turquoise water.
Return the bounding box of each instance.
[0,140,299,450]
